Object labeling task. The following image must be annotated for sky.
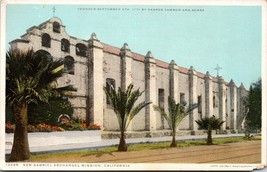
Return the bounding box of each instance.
[5,4,262,89]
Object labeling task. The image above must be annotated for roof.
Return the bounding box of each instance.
[102,43,222,82]
[9,39,30,44]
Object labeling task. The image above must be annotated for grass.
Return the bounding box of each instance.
[27,136,261,161]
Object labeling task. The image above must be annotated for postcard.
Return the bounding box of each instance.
[0,0,266,171]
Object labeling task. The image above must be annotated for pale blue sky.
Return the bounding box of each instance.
[6,4,262,89]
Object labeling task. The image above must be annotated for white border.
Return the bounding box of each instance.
[0,0,7,170]
[1,0,266,6]
[261,0,267,167]
[1,0,266,171]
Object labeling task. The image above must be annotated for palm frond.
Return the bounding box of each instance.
[6,48,73,107]
[153,104,173,130]
[126,88,143,115]
[126,101,151,129]
[195,115,225,130]
[103,86,122,130]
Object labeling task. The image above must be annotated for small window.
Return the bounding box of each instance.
[198,96,202,114]
[53,21,60,33]
[180,93,186,112]
[76,43,87,57]
[158,89,165,111]
[61,39,70,52]
[180,93,186,105]
[106,78,116,105]
[213,95,216,108]
[41,33,51,48]
[64,56,74,75]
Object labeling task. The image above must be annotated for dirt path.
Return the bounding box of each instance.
[31,140,261,164]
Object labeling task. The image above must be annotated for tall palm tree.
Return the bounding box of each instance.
[6,48,72,161]
[104,84,151,151]
[195,115,225,145]
[153,97,198,147]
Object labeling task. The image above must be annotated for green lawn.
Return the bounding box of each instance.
[28,136,261,161]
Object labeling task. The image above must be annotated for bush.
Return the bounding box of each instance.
[28,97,73,126]
[6,122,65,133]
[58,117,101,131]
[27,125,39,132]
[244,132,254,140]
[6,115,101,133]
[88,123,101,130]
[6,106,14,124]
[5,121,15,133]
[6,97,73,126]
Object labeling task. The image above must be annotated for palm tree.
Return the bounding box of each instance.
[153,97,198,147]
[6,48,73,161]
[104,84,151,151]
[195,115,225,145]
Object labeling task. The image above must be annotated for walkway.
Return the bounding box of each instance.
[6,133,247,155]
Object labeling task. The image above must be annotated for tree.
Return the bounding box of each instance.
[195,115,224,145]
[104,84,151,151]
[244,78,261,131]
[153,97,198,147]
[6,48,72,161]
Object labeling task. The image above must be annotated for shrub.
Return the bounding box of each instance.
[5,121,15,133]
[28,97,73,126]
[244,132,254,140]
[27,125,38,132]
[6,97,73,126]
[58,117,101,131]
[6,106,14,124]
[5,116,101,133]
[6,122,65,133]
[88,123,101,130]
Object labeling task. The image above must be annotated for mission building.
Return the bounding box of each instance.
[10,17,248,135]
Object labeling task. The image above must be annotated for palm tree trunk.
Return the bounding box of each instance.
[207,129,212,145]
[118,131,127,151]
[9,102,30,161]
[170,131,177,147]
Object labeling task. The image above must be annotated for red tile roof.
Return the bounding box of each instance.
[102,43,120,55]
[102,43,225,84]
[156,59,169,68]
[212,77,218,82]
[132,53,145,62]
[178,66,188,74]
[197,72,205,78]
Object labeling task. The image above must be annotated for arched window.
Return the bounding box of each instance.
[61,39,70,52]
[34,50,52,61]
[53,21,60,33]
[41,33,51,48]
[76,43,87,57]
[106,78,115,105]
[64,56,74,75]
